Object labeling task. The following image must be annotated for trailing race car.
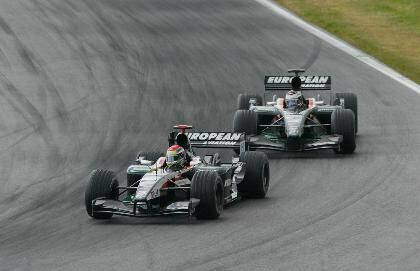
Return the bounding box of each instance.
[233,69,358,153]
[85,125,269,220]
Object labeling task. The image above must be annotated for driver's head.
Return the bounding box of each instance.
[166,145,187,171]
[291,76,302,91]
[285,90,305,112]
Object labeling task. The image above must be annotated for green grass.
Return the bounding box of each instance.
[276,0,420,83]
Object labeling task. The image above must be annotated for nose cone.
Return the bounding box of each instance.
[286,136,302,151]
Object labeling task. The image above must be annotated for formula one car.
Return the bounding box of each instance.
[233,69,357,153]
[85,125,269,220]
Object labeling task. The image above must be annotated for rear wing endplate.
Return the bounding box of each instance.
[265,75,331,91]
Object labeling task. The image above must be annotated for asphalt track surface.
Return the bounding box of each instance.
[0,0,419,270]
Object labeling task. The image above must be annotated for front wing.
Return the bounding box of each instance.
[91,198,200,217]
[246,134,342,152]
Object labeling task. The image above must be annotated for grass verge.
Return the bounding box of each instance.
[276,0,420,83]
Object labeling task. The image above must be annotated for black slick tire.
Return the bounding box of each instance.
[331,109,356,154]
[85,169,119,219]
[191,171,223,220]
[233,110,258,135]
[335,92,358,133]
[237,93,263,110]
[238,151,269,198]
[233,110,258,154]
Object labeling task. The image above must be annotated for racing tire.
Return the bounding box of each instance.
[238,151,269,198]
[191,171,223,220]
[331,109,356,154]
[127,151,164,195]
[85,169,119,219]
[233,110,258,154]
[237,93,263,110]
[233,110,258,135]
[335,93,358,133]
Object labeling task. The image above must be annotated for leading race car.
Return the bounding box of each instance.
[233,69,358,153]
[85,125,269,220]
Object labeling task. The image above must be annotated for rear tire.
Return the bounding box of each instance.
[237,93,262,110]
[238,151,269,198]
[191,171,223,219]
[85,169,119,219]
[331,109,356,154]
[335,93,358,133]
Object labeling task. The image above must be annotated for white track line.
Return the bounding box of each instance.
[256,0,420,94]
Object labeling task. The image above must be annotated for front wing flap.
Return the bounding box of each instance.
[92,198,200,217]
[247,134,342,152]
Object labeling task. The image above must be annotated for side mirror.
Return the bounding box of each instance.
[140,159,154,166]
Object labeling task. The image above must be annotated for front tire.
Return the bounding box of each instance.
[233,110,258,135]
[238,151,269,198]
[335,92,358,133]
[85,169,119,219]
[191,171,223,219]
[233,110,258,154]
[332,109,356,154]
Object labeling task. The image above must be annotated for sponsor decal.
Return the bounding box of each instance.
[265,76,329,84]
[187,132,241,146]
[265,76,331,89]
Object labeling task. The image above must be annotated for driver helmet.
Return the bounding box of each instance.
[285,90,305,112]
[291,76,302,90]
[166,145,187,171]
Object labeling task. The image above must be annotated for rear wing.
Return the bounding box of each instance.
[188,132,243,149]
[264,75,331,91]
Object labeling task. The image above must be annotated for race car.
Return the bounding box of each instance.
[85,125,269,220]
[233,69,358,153]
